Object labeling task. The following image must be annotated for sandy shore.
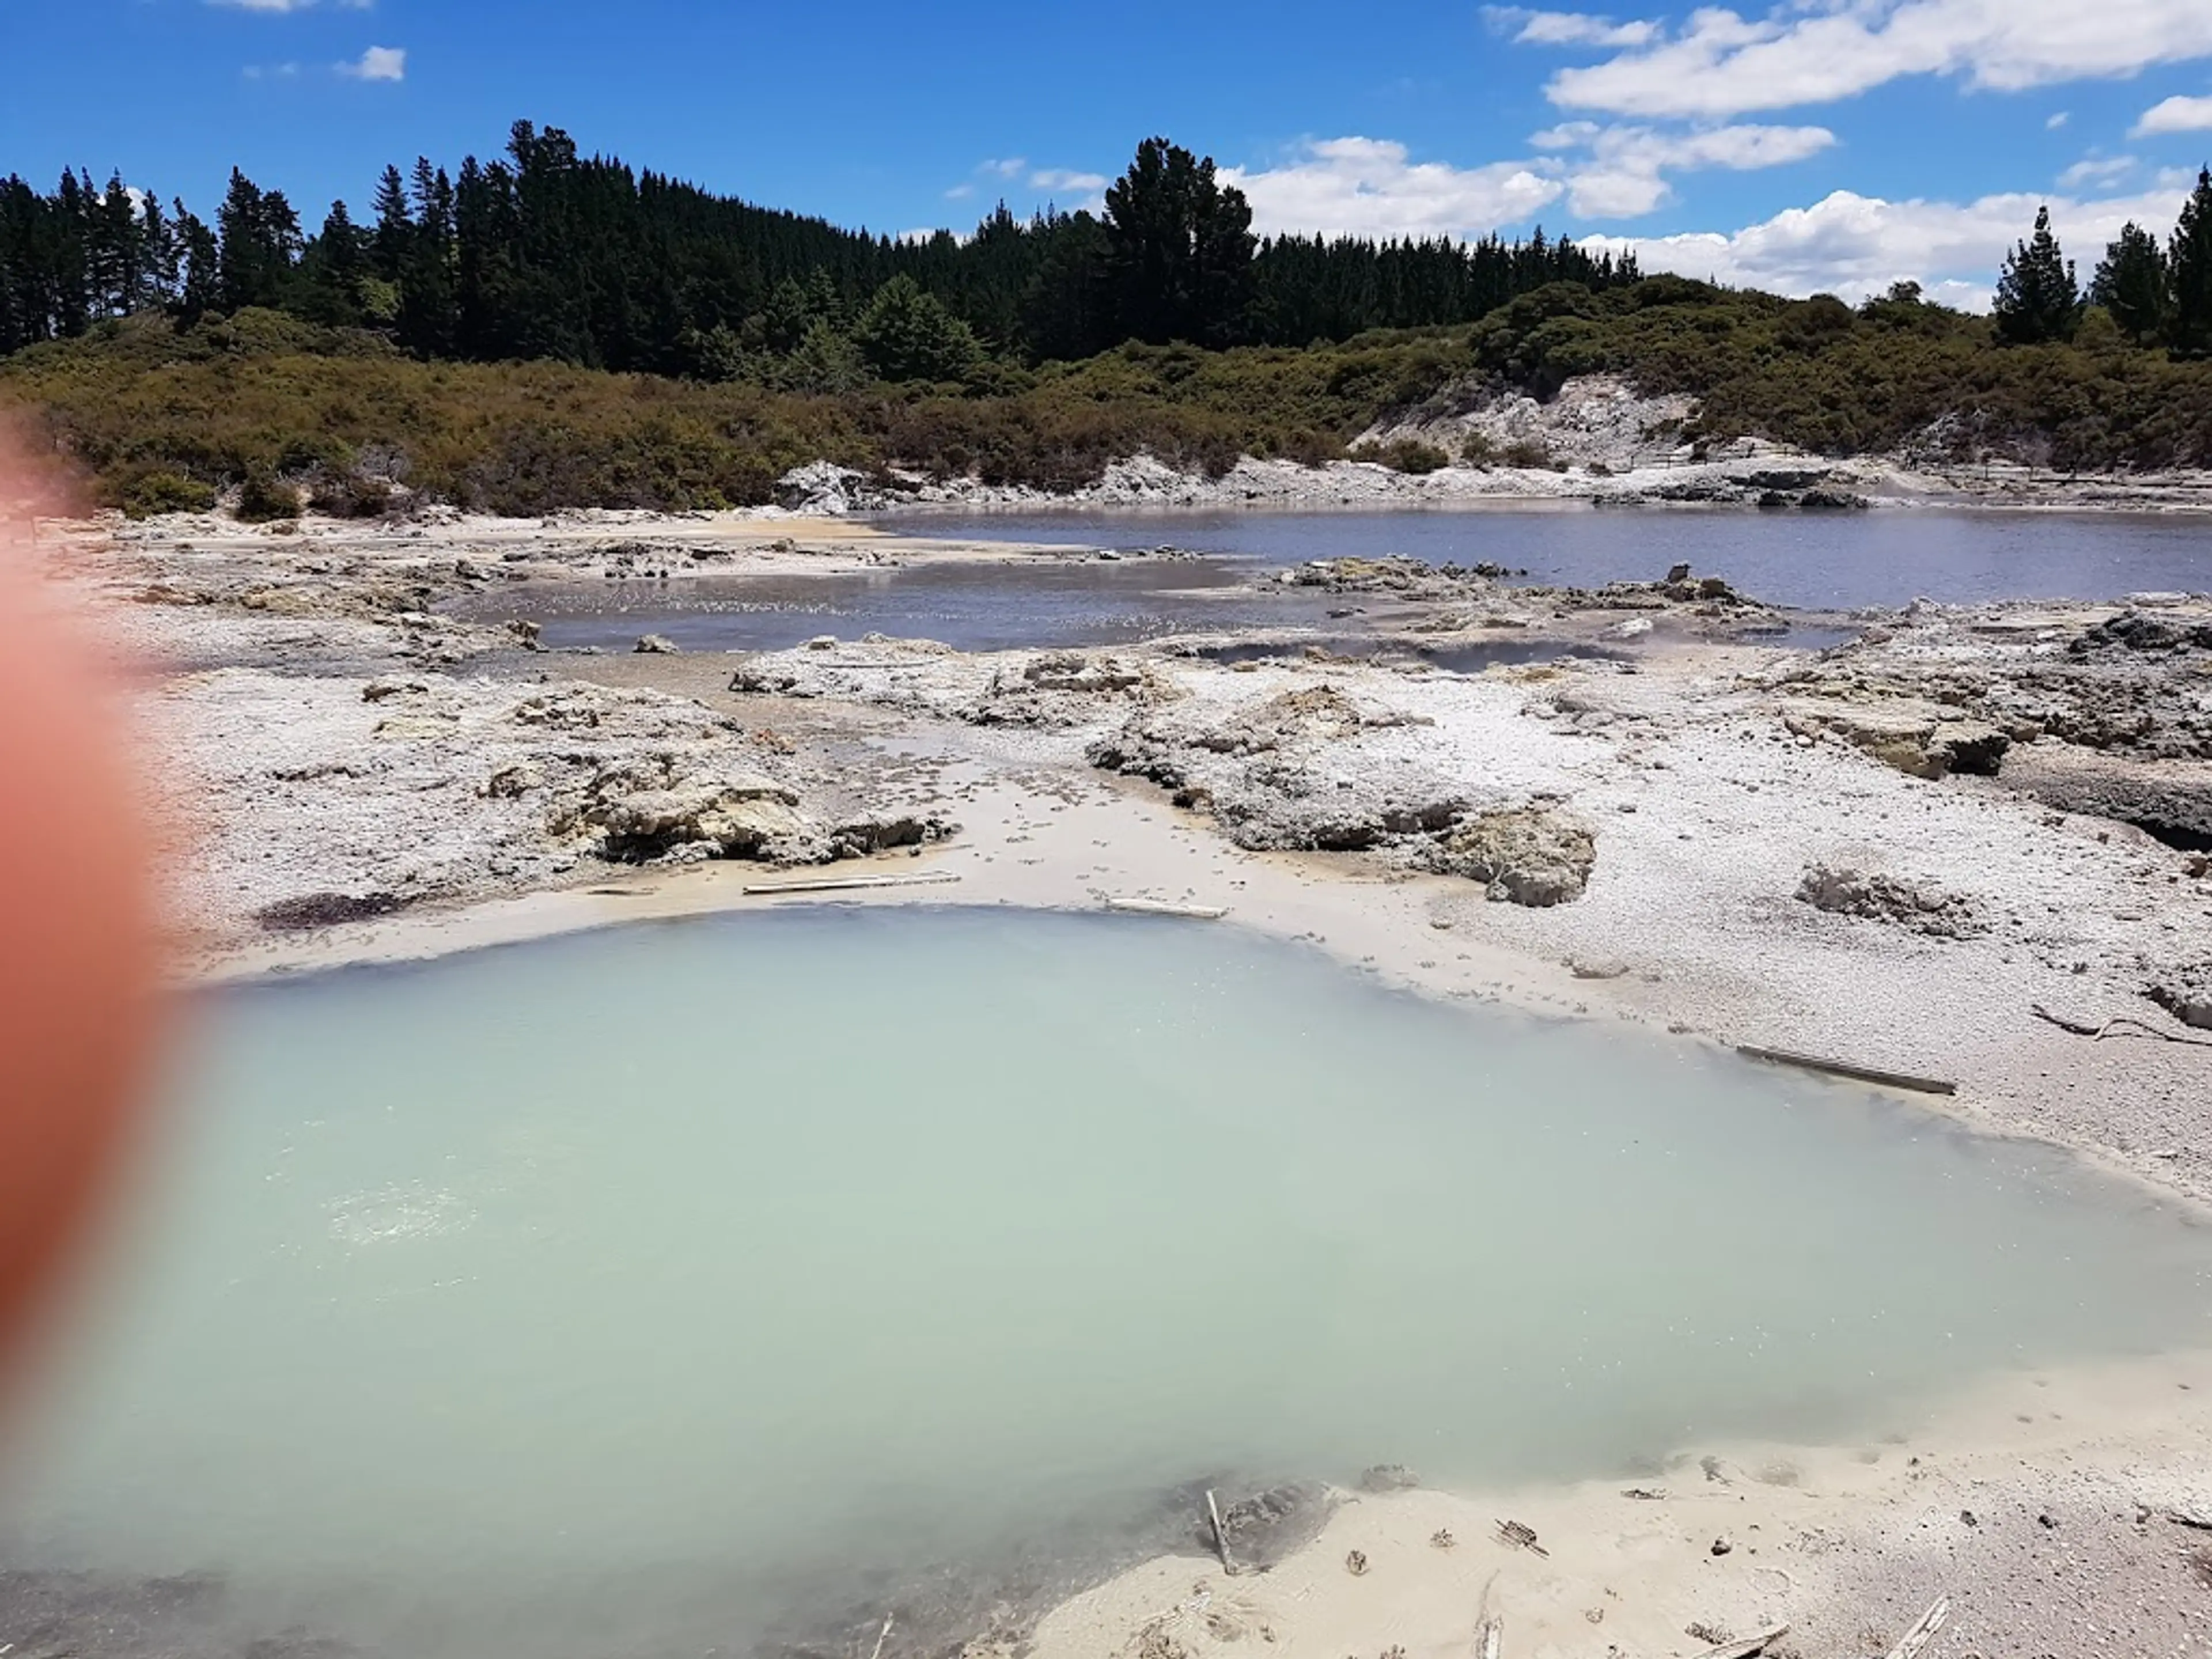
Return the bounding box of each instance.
[21,499,2212,1658]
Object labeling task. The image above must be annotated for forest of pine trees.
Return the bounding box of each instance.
[0,123,1639,376]
[1997,169,2212,355]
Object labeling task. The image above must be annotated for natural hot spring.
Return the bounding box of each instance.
[6,907,2211,1657]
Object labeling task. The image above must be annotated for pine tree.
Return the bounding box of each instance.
[2169,168,2212,359]
[302,200,366,325]
[215,169,301,312]
[173,208,220,324]
[1101,138,1255,347]
[2089,222,2167,345]
[370,164,412,283]
[853,274,978,381]
[1993,205,2081,344]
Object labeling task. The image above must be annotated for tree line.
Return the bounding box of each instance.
[1993,168,2212,354]
[0,124,1639,378]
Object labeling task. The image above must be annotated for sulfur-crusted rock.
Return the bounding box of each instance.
[1427,806,1596,906]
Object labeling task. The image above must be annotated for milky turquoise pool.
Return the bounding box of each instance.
[5,907,2209,1655]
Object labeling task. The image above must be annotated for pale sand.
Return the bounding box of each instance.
[1028,1350,2212,1659]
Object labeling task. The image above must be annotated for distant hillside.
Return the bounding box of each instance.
[11,272,2212,517]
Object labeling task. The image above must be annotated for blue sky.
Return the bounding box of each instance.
[6,0,2212,305]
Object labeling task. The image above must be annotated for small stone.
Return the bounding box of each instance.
[1960,1510,1979,1527]
[1429,1529,1456,1550]
[805,634,839,651]
[632,634,679,654]
[1344,1550,1368,1576]
[1711,1536,1734,1556]
[1358,1464,1420,1493]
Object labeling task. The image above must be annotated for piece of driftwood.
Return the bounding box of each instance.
[1691,1626,1789,1659]
[1736,1044,1957,1096]
[2032,1003,2212,1048]
[867,1615,893,1659]
[1103,897,1229,920]
[743,872,961,896]
[1494,1519,1549,1558]
[1205,1489,1240,1577]
[1475,1616,1501,1659]
[1884,1596,1948,1659]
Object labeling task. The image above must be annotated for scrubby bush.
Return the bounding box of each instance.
[308,471,395,518]
[12,276,2212,515]
[234,465,300,521]
[1350,437,1451,474]
[116,467,217,517]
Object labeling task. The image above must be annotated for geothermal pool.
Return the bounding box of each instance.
[6,907,2210,1656]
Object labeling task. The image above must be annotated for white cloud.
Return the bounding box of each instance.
[2056,154,2136,190]
[2047,111,2070,129]
[944,183,976,200]
[1541,121,1837,217]
[1546,1,2212,119]
[1529,121,1602,150]
[209,0,315,9]
[1031,168,1108,193]
[338,44,404,80]
[241,60,301,78]
[2134,94,2212,136]
[1578,181,2195,310]
[980,158,1027,179]
[1222,138,1564,239]
[1485,6,1662,48]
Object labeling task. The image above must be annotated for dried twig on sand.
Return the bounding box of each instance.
[1474,1616,1501,1659]
[1102,897,1229,919]
[1205,1490,1240,1577]
[867,1615,893,1659]
[2031,1004,2212,1047]
[744,872,961,896]
[1884,1596,1949,1659]
[1736,1044,1957,1096]
[1690,1626,1790,1659]
[1493,1519,1549,1557]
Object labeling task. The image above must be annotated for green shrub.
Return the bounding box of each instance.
[115,467,217,517]
[235,465,300,521]
[308,472,394,518]
[12,283,2212,513]
[1351,437,1451,474]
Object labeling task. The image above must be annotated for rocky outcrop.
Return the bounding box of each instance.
[1426,806,1597,906]
[550,757,813,863]
[1796,864,1986,938]
[1089,683,1465,855]
[2147,967,2212,1030]
[1783,698,2011,779]
[775,461,880,515]
[1999,747,2212,853]
[730,641,1169,728]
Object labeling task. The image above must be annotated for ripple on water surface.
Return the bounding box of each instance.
[7,907,2210,1656]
